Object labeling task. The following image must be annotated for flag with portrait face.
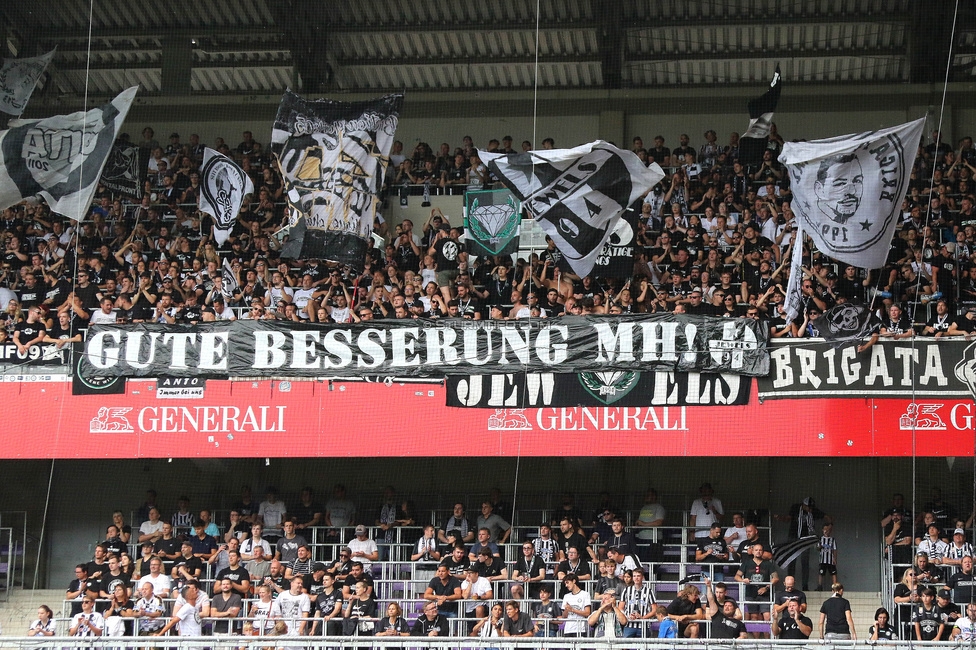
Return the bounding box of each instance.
[481,141,663,278]
[781,117,925,321]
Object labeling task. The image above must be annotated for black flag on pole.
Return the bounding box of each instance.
[739,66,782,167]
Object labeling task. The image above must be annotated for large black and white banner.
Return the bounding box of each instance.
[0,48,56,116]
[758,338,976,399]
[780,117,925,321]
[0,86,137,220]
[100,140,149,198]
[199,147,253,246]
[447,371,751,408]
[591,202,640,279]
[739,66,782,167]
[270,91,402,268]
[481,142,664,279]
[79,314,769,380]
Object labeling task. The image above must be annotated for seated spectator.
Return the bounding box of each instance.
[66,564,99,615]
[348,524,379,571]
[136,557,171,598]
[471,601,504,638]
[775,597,814,639]
[473,547,508,584]
[424,565,462,619]
[511,541,546,600]
[460,565,493,621]
[375,602,411,636]
[412,602,450,637]
[438,502,474,545]
[948,555,976,604]
[468,528,500,561]
[502,600,537,637]
[70,597,104,637]
[666,584,703,638]
[440,543,470,579]
[341,579,376,636]
[559,573,592,638]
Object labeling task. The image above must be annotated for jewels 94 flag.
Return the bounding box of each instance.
[465,189,521,256]
[0,47,56,116]
[481,141,663,278]
[199,147,254,246]
[270,90,402,269]
[0,86,137,220]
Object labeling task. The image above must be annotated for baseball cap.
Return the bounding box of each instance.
[802,497,815,507]
[939,588,952,599]
[354,524,367,535]
[955,528,966,536]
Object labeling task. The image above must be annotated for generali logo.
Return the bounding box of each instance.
[89,405,286,434]
[898,402,946,431]
[487,407,687,431]
[90,407,134,433]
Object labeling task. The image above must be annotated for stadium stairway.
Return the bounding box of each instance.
[0,588,63,638]
[802,589,882,638]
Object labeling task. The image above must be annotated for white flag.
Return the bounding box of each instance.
[779,118,925,269]
[0,86,137,221]
[481,141,664,278]
[0,48,56,116]
[780,118,924,322]
[198,147,253,246]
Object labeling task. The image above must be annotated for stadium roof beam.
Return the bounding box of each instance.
[333,54,602,67]
[626,47,906,64]
[597,0,624,89]
[268,0,334,93]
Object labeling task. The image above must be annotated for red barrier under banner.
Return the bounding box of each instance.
[3,378,974,458]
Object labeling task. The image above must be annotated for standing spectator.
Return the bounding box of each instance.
[817,523,839,590]
[703,577,747,639]
[620,568,656,638]
[696,523,731,582]
[776,497,830,591]
[132,581,165,635]
[476,501,512,544]
[258,487,287,539]
[154,581,209,637]
[438,502,474,545]
[272,576,311,636]
[348,525,379,571]
[734,543,779,627]
[948,555,976,604]
[912,586,944,640]
[689,483,724,538]
[819,582,856,641]
[559,574,592,638]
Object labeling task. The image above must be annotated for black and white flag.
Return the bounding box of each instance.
[100,140,148,198]
[0,48,56,116]
[781,118,925,320]
[739,66,782,167]
[772,536,819,569]
[0,86,137,220]
[481,141,663,278]
[270,90,402,269]
[199,147,253,246]
[817,302,881,346]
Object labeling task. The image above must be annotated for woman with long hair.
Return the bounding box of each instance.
[27,604,56,638]
[102,583,135,637]
[471,602,504,639]
[870,607,898,640]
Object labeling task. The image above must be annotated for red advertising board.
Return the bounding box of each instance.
[3,378,972,458]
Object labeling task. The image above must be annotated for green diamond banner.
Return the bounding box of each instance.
[464,189,521,256]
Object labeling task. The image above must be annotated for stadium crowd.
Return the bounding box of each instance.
[1,124,975,348]
[35,484,976,642]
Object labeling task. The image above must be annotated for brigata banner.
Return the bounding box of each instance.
[757,338,975,399]
[446,371,751,407]
[79,315,769,380]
